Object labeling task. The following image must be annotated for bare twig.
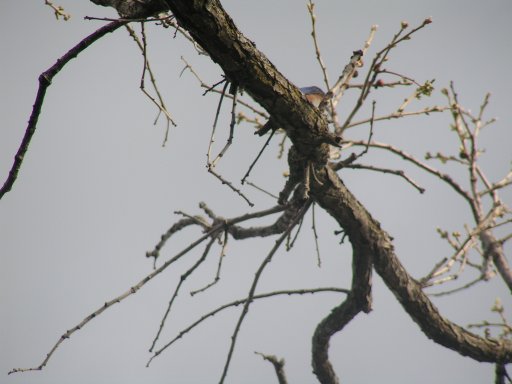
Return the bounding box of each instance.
[11,201,293,374]
[244,180,279,200]
[241,129,276,185]
[190,230,229,296]
[149,237,216,352]
[8,223,219,375]
[344,105,447,131]
[147,286,348,366]
[208,167,254,207]
[181,57,267,118]
[343,140,472,203]
[351,100,376,161]
[307,1,330,90]
[429,277,484,297]
[311,203,322,267]
[44,0,71,20]
[341,19,432,132]
[203,81,254,206]
[287,213,305,251]
[0,20,126,201]
[126,23,176,146]
[207,81,229,165]
[343,164,425,194]
[218,200,312,384]
[210,85,238,167]
[255,352,288,384]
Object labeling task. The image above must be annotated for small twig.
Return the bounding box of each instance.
[378,69,422,87]
[420,257,449,287]
[348,80,412,89]
[207,167,254,207]
[44,0,71,20]
[429,277,484,297]
[84,15,173,24]
[8,223,220,375]
[420,226,482,288]
[311,203,322,267]
[190,230,229,296]
[341,140,472,203]
[218,200,312,384]
[181,57,267,117]
[341,19,432,132]
[146,215,209,264]
[241,129,276,185]
[210,85,238,167]
[203,82,253,206]
[342,164,425,194]
[11,202,290,374]
[160,17,207,56]
[307,1,330,91]
[327,49,365,134]
[255,352,288,384]
[207,81,230,165]
[149,238,216,352]
[344,105,447,131]
[277,134,288,160]
[330,25,377,107]
[353,100,376,161]
[126,24,176,146]
[147,286,348,366]
[287,214,305,251]
[244,180,279,200]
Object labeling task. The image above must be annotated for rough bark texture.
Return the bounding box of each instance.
[91,0,512,379]
[166,0,340,159]
[162,0,511,366]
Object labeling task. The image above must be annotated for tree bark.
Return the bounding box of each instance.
[91,0,512,376]
[163,0,512,367]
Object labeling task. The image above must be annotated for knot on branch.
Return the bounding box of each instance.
[278,144,331,205]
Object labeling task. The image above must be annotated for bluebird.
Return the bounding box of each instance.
[299,86,325,107]
[255,86,325,136]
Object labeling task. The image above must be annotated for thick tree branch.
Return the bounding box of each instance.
[165,0,340,161]
[163,0,511,371]
[311,167,512,364]
[23,0,508,380]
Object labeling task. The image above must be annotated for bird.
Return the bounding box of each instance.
[299,85,325,107]
[255,86,325,136]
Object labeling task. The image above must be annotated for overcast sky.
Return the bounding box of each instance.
[1,1,511,383]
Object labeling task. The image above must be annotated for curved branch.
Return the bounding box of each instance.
[0,20,126,200]
[165,0,341,159]
[311,168,375,384]
[8,222,219,375]
[341,140,474,206]
[162,0,511,374]
[312,167,512,364]
[147,287,349,366]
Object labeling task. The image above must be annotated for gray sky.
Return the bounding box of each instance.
[1,1,511,383]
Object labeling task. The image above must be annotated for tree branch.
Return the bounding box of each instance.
[311,167,512,364]
[163,0,512,373]
[0,20,126,200]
